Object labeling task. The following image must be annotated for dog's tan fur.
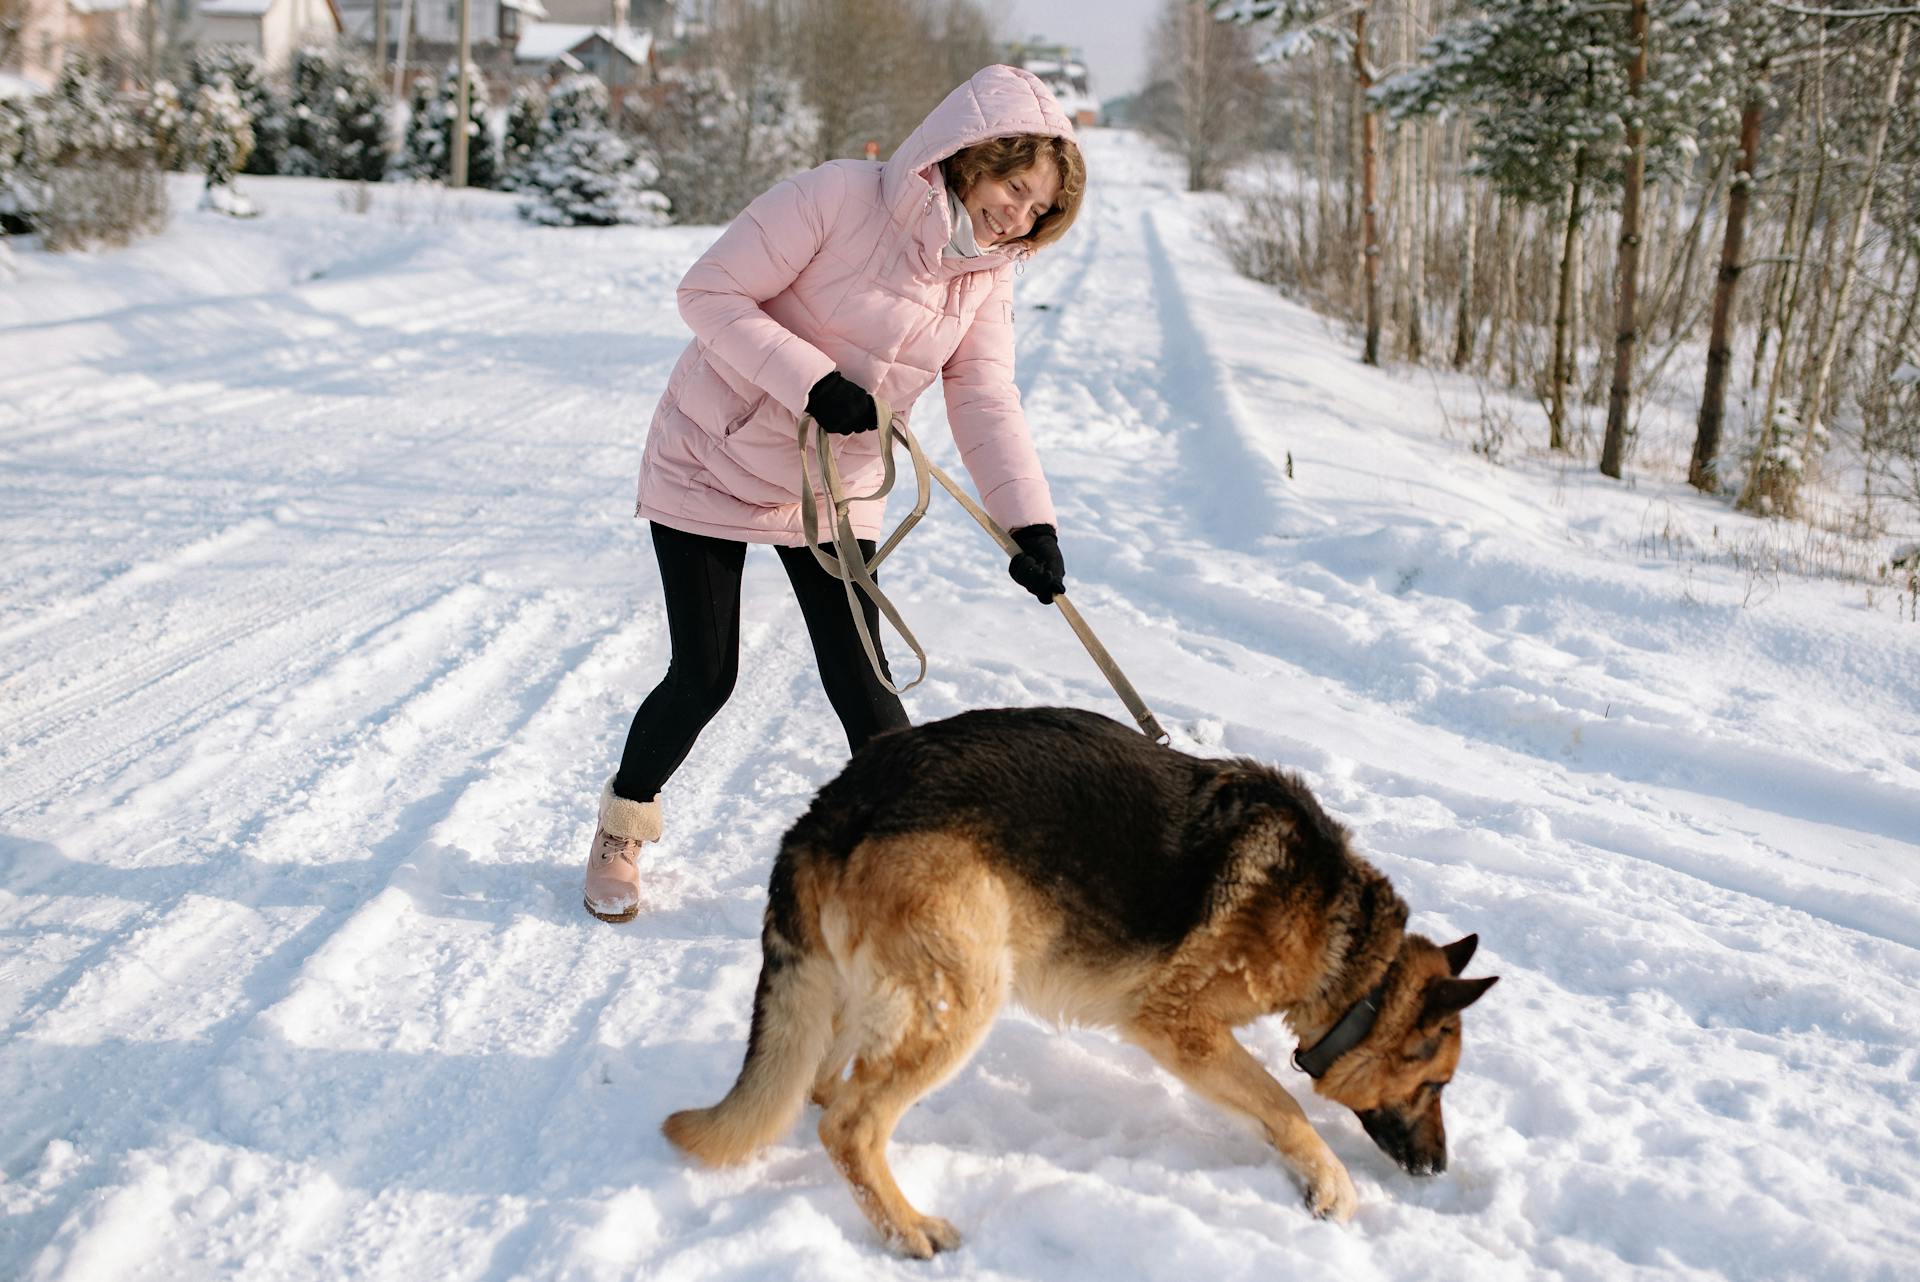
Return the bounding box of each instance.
[661,709,1495,1257]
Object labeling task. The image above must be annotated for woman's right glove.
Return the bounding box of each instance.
[805,371,881,435]
[1008,524,1066,604]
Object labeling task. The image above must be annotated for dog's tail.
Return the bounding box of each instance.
[662,860,837,1166]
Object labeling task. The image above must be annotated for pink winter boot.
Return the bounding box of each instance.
[583,781,663,922]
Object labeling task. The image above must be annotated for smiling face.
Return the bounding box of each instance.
[959,154,1063,249]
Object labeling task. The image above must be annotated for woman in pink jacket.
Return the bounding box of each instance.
[584,65,1087,921]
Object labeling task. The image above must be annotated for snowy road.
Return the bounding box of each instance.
[3,133,1917,1281]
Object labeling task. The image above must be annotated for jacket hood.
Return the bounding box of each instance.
[881,64,1078,233]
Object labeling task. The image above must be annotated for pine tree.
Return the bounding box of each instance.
[501,84,547,189]
[400,76,444,181]
[516,75,668,226]
[189,45,285,176]
[400,63,498,188]
[1378,0,1717,450]
[282,45,388,181]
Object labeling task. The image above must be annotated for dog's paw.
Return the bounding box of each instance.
[809,1080,840,1110]
[1303,1162,1358,1223]
[891,1214,963,1259]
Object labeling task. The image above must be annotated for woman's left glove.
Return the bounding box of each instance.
[805,371,881,435]
[1008,524,1066,604]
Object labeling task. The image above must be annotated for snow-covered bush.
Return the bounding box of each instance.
[36,56,168,250]
[0,95,50,233]
[1738,401,1824,517]
[500,83,546,189]
[400,63,498,188]
[188,46,286,176]
[624,68,812,225]
[282,45,386,182]
[141,80,190,171]
[516,75,667,227]
[186,76,256,216]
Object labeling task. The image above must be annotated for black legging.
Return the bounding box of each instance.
[611,521,912,800]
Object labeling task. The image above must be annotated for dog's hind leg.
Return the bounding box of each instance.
[818,839,1010,1258]
[1125,1024,1359,1222]
[662,901,839,1166]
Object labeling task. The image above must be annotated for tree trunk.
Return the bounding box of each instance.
[1641,147,1731,343]
[1356,7,1382,366]
[1483,194,1513,380]
[1802,24,1908,453]
[1691,92,1764,491]
[1748,144,1804,395]
[1550,149,1588,450]
[1601,0,1650,479]
[1454,173,1480,369]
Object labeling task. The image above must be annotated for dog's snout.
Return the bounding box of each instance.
[1357,1107,1447,1177]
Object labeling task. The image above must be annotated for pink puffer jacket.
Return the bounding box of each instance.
[635,64,1076,545]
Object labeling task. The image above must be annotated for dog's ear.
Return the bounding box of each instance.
[1440,934,1479,976]
[1420,975,1498,1024]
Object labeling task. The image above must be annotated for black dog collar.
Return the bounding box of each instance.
[1291,982,1386,1079]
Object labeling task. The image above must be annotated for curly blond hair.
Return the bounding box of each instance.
[943,134,1086,254]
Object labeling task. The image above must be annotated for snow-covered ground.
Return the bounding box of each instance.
[3,133,1916,1282]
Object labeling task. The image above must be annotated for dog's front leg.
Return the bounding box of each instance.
[1127,1025,1358,1222]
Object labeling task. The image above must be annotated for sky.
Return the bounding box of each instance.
[999,0,1165,99]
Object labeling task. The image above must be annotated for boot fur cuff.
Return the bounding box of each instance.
[600,781,663,842]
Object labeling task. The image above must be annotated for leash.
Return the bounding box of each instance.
[798,400,1169,744]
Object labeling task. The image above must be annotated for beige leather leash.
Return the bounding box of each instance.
[797,400,1169,743]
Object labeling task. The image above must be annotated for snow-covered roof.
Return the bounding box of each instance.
[500,0,549,16]
[514,21,651,66]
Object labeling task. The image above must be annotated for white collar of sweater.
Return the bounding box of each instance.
[944,185,985,259]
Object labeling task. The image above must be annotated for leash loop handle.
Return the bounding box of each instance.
[795,397,1168,743]
[798,396,930,695]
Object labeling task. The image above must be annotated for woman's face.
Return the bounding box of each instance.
[960,155,1062,248]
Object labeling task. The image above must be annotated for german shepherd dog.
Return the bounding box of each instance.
[663,707,1497,1257]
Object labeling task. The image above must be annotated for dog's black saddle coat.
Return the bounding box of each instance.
[781,707,1357,954]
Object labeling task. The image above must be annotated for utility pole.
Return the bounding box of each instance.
[375,0,388,88]
[451,0,471,187]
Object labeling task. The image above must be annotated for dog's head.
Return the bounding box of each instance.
[1311,933,1497,1177]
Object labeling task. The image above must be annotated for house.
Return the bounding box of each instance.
[511,20,650,104]
[1007,38,1099,128]
[533,0,665,28]
[332,0,546,56]
[3,0,146,90]
[194,0,343,67]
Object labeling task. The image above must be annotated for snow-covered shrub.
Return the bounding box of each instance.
[517,76,667,227]
[189,46,286,176]
[400,63,498,188]
[186,77,256,215]
[281,45,386,182]
[1738,401,1823,518]
[0,95,50,233]
[624,68,812,225]
[141,80,190,171]
[37,55,168,250]
[500,83,546,189]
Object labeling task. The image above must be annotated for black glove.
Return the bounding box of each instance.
[1008,524,1066,604]
[805,371,879,435]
